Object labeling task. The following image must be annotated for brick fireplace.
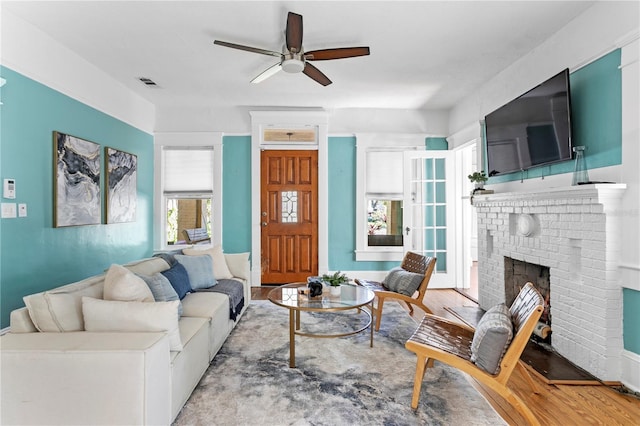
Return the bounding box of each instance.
[474,184,626,380]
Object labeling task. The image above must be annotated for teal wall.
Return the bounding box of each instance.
[623,288,640,354]
[486,49,622,183]
[0,66,154,328]
[222,135,251,254]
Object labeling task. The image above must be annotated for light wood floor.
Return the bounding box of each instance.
[252,286,640,425]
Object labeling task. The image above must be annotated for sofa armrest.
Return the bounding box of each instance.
[224,252,250,282]
[9,307,37,332]
[1,331,171,425]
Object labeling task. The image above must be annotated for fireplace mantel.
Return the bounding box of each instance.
[474,183,626,206]
[474,182,627,381]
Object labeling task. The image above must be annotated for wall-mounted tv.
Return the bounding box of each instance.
[485,69,573,177]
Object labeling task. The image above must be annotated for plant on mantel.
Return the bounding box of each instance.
[468,171,488,187]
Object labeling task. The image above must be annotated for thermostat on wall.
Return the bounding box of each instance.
[4,179,15,199]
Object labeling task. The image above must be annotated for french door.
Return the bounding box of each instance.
[403,150,457,288]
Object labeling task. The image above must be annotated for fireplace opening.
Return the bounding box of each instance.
[504,257,551,344]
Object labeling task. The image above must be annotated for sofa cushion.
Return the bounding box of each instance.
[182,245,233,280]
[174,254,216,290]
[161,262,192,300]
[104,264,154,302]
[383,267,424,296]
[23,274,104,332]
[137,272,183,316]
[82,297,183,351]
[470,303,514,374]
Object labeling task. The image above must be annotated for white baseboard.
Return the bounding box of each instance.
[621,349,640,393]
[1,326,10,335]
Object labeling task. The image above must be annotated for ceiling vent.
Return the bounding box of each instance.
[138,77,159,87]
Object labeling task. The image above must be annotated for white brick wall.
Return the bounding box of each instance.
[474,184,626,381]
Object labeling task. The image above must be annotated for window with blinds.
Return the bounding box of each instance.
[365,150,404,247]
[163,147,214,245]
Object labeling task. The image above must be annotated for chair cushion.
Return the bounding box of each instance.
[174,254,216,289]
[383,267,424,296]
[470,303,514,374]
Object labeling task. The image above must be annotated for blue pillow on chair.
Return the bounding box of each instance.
[161,262,192,300]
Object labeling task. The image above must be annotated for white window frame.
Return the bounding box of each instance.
[154,132,223,250]
[355,133,426,261]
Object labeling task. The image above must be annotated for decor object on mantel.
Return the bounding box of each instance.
[572,146,589,185]
[468,170,489,190]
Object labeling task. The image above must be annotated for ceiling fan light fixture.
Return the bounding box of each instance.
[281,58,305,73]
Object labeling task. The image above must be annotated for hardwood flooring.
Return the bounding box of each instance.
[252,286,640,426]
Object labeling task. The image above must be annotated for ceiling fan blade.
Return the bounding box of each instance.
[214,40,282,58]
[286,12,303,53]
[251,62,283,84]
[305,47,370,61]
[303,63,332,86]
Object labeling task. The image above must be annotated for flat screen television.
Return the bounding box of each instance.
[485,69,573,177]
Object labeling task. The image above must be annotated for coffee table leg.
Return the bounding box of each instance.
[289,309,296,368]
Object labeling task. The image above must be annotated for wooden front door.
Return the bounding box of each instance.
[260,150,318,284]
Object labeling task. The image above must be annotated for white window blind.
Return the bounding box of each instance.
[164,148,214,193]
[365,151,403,196]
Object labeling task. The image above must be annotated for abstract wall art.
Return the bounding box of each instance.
[105,147,137,223]
[54,131,101,227]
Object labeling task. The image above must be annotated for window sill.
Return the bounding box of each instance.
[354,249,404,262]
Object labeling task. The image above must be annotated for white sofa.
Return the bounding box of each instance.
[0,251,251,425]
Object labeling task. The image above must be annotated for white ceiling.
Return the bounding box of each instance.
[2,1,596,112]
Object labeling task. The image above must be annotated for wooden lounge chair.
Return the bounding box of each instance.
[355,252,436,331]
[405,282,544,426]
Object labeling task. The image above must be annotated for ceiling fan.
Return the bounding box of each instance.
[214,11,370,86]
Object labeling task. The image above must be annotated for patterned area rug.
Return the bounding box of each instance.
[173,300,506,425]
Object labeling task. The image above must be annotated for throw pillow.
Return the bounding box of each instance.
[182,245,233,280]
[82,297,183,351]
[470,303,514,374]
[23,274,104,332]
[174,254,216,290]
[383,267,424,296]
[103,264,154,302]
[137,272,183,316]
[161,262,192,300]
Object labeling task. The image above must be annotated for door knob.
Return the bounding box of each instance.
[262,222,267,227]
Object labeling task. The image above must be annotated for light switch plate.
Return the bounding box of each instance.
[18,203,27,217]
[1,203,17,218]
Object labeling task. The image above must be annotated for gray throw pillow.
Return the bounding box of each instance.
[470,303,514,374]
[384,267,424,296]
[174,254,216,290]
[137,272,183,316]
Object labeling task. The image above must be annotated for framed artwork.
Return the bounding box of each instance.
[105,147,137,223]
[54,131,101,227]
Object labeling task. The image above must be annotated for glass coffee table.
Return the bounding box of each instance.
[268,282,376,368]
